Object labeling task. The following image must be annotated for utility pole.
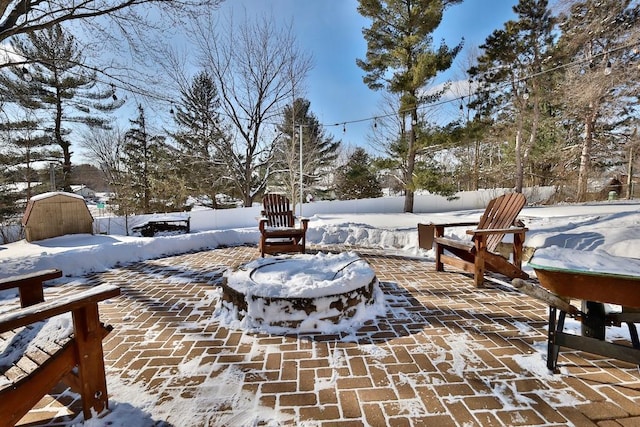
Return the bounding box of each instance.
[299,124,303,217]
[49,163,56,191]
[628,145,634,200]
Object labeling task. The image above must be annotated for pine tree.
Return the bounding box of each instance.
[274,98,340,202]
[334,148,382,200]
[469,0,556,193]
[1,25,123,191]
[0,153,24,237]
[120,104,167,214]
[555,0,640,201]
[0,115,59,197]
[357,0,463,212]
[170,71,228,208]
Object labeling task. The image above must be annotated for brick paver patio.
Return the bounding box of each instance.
[16,245,640,426]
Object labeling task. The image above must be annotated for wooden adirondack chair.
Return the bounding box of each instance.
[418,192,529,287]
[0,270,120,425]
[258,194,309,257]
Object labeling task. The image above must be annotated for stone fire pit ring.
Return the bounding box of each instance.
[218,252,383,332]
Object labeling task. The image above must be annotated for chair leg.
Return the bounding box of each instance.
[474,240,486,287]
[473,261,485,287]
[513,231,525,268]
[299,233,306,254]
[434,242,444,272]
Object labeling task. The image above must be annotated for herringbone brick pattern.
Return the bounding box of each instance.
[16,245,640,426]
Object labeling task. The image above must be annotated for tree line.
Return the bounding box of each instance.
[359,0,639,212]
[2,0,640,231]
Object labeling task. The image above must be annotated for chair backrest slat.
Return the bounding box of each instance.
[262,194,295,227]
[476,193,526,252]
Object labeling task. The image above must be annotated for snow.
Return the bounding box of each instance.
[0,313,73,387]
[29,191,86,202]
[225,252,376,298]
[0,198,639,425]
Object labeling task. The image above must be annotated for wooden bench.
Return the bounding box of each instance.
[0,269,63,308]
[0,270,120,425]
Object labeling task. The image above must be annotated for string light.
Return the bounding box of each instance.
[318,42,639,133]
[21,67,32,82]
[1,39,638,132]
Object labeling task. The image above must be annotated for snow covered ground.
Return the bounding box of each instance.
[1,199,639,281]
[0,198,639,425]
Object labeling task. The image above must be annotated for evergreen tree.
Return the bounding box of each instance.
[357,0,463,212]
[469,0,556,193]
[554,0,640,201]
[0,153,24,238]
[334,148,382,200]
[0,114,59,197]
[171,71,228,208]
[1,25,123,191]
[274,98,340,202]
[120,104,166,214]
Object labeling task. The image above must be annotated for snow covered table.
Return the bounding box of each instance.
[526,248,640,371]
[218,252,383,333]
[131,214,190,237]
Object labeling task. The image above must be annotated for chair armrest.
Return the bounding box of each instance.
[0,284,120,333]
[300,217,309,230]
[418,221,480,249]
[420,221,479,229]
[467,227,528,236]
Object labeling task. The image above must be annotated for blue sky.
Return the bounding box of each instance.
[218,0,520,151]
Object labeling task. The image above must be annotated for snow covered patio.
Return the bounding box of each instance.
[16,244,640,426]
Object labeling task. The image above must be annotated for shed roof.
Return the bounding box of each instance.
[22,191,93,226]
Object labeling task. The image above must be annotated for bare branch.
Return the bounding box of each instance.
[1,0,221,43]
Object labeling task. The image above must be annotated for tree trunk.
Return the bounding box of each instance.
[524,95,541,188]
[627,145,634,200]
[577,110,596,202]
[473,139,480,191]
[403,110,418,213]
[514,121,524,193]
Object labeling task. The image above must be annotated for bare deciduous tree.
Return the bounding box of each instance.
[80,127,125,187]
[556,0,640,201]
[190,11,313,207]
[0,0,223,48]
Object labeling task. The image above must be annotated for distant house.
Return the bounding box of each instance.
[71,185,96,199]
[22,192,94,242]
[1,182,42,193]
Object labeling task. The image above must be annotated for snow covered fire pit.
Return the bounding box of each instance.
[217,252,383,333]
